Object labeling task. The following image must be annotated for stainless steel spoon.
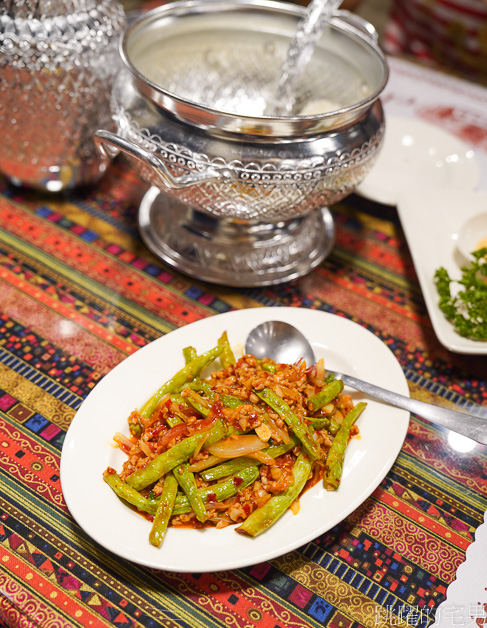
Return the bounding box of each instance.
[245,320,487,445]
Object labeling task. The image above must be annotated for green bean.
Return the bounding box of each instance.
[169,393,186,406]
[184,389,210,417]
[265,435,299,457]
[171,465,260,516]
[255,388,321,461]
[199,436,299,481]
[140,345,224,418]
[183,346,197,364]
[199,457,256,481]
[188,379,215,398]
[188,379,242,409]
[236,452,312,537]
[173,462,207,522]
[166,415,184,427]
[169,391,210,419]
[167,394,191,424]
[221,394,244,409]
[129,422,142,438]
[102,469,157,514]
[149,475,178,547]
[181,385,241,417]
[328,417,341,436]
[309,417,330,430]
[125,419,226,490]
[324,402,367,491]
[307,380,344,412]
[218,331,236,368]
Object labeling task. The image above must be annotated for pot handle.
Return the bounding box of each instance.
[333,10,379,43]
[94,129,223,190]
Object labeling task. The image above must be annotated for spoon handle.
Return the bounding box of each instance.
[328,371,487,445]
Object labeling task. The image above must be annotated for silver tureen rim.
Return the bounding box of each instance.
[118,0,389,138]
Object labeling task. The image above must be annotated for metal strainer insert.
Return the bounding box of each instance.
[129,17,372,119]
[122,0,387,135]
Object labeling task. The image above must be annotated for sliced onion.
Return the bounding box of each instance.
[322,402,335,415]
[158,422,188,449]
[264,416,290,444]
[138,439,154,459]
[113,432,135,453]
[188,389,210,409]
[154,393,170,414]
[316,358,325,380]
[193,432,209,459]
[274,385,285,398]
[206,435,267,458]
[206,497,237,511]
[248,450,276,465]
[308,358,326,387]
[188,455,225,473]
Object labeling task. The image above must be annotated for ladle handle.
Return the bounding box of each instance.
[331,371,487,445]
[94,129,222,190]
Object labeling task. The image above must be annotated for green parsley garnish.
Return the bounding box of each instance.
[434,247,487,341]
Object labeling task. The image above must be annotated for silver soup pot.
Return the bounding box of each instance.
[95,0,388,286]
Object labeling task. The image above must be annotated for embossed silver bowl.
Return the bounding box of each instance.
[95,0,388,286]
[0,0,126,192]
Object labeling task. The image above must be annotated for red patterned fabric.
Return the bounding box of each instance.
[383,0,487,84]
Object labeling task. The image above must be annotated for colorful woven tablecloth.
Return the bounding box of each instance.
[1,51,487,628]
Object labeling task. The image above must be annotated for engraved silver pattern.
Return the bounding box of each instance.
[115,104,384,222]
[0,0,126,191]
[138,187,336,286]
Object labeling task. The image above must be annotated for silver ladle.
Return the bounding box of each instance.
[265,0,342,115]
[245,321,487,445]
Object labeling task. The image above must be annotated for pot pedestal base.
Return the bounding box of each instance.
[138,186,335,287]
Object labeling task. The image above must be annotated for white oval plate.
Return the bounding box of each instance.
[357,115,481,206]
[397,189,487,354]
[60,307,409,572]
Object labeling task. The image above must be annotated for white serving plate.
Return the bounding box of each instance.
[397,189,487,354]
[357,115,481,206]
[60,307,409,572]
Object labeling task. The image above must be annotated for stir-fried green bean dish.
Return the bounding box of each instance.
[103,332,366,547]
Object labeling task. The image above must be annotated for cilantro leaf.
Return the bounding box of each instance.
[434,248,487,341]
